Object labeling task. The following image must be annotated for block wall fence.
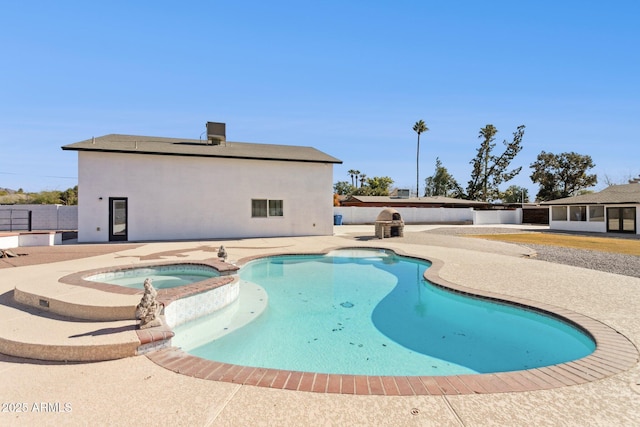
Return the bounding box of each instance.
[333,206,522,225]
[0,205,78,231]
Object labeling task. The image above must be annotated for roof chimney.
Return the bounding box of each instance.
[206,122,226,145]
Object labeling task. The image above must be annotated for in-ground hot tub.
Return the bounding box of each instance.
[85,264,220,289]
[54,260,240,324]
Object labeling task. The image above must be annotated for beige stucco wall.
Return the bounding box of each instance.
[77,151,334,242]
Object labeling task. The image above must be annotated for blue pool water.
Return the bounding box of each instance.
[180,249,595,376]
[85,265,219,289]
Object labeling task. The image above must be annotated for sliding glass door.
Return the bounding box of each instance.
[607,207,636,233]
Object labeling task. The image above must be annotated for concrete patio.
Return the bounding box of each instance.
[1,225,639,426]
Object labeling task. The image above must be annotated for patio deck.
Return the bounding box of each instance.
[1,225,638,426]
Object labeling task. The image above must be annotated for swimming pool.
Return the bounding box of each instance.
[173,249,595,376]
[85,264,220,289]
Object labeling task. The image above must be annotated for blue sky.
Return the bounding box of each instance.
[2,1,639,199]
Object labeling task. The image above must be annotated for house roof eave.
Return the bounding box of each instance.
[61,134,343,165]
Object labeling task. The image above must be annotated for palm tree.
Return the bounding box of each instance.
[347,169,358,187]
[413,120,428,197]
[347,169,360,188]
[359,173,367,188]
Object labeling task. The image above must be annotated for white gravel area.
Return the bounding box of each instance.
[516,244,640,278]
[423,226,640,278]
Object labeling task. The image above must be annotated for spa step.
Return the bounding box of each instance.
[13,283,139,321]
[12,272,236,322]
[0,291,172,362]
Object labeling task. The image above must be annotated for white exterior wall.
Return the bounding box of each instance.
[0,232,62,248]
[333,206,475,224]
[0,234,20,249]
[333,206,523,225]
[549,217,606,233]
[473,209,522,225]
[548,204,640,234]
[77,151,335,242]
[19,232,62,246]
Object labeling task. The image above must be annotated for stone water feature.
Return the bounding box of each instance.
[135,278,163,329]
[218,245,227,262]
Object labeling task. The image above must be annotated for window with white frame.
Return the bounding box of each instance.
[252,199,283,218]
[551,206,567,221]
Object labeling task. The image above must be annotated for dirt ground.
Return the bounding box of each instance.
[0,244,142,269]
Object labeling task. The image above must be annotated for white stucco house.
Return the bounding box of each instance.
[541,181,640,234]
[62,123,342,243]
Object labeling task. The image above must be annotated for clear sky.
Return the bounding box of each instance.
[2,1,639,199]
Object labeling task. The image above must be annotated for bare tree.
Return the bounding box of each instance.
[467,124,525,202]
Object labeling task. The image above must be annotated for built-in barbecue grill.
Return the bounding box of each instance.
[374,208,404,239]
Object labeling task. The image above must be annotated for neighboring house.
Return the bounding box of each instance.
[541,182,640,234]
[62,123,342,243]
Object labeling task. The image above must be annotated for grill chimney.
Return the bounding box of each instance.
[206,122,226,145]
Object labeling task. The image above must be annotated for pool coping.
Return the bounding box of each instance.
[145,246,639,395]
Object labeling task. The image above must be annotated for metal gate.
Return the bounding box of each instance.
[0,209,32,231]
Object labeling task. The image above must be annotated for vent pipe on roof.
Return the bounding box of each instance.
[206,122,226,145]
